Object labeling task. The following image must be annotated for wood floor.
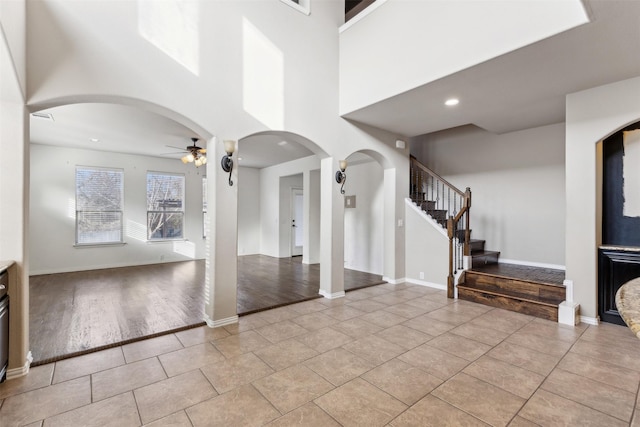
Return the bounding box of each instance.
[29,256,384,364]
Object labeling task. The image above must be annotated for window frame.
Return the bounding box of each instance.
[75,166,125,246]
[146,171,186,241]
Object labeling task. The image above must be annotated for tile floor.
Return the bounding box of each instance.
[2,283,640,426]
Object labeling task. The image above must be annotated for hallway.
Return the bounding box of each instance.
[29,256,384,364]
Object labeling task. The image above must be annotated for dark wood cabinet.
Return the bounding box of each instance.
[598,248,640,325]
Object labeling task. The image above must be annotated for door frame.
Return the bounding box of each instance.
[290,187,303,256]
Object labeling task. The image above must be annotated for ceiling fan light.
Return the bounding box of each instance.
[194,158,203,167]
[181,155,189,164]
[201,156,207,165]
[186,153,195,163]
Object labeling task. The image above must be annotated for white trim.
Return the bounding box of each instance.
[319,290,345,299]
[29,257,206,276]
[382,276,405,285]
[405,278,446,291]
[204,315,238,328]
[558,301,580,326]
[6,351,33,380]
[579,315,600,325]
[339,0,389,33]
[499,258,566,271]
[279,0,310,16]
[404,198,448,238]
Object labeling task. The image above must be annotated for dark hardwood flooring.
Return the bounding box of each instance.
[238,255,385,314]
[29,255,384,364]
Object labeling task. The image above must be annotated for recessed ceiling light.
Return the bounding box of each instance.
[445,98,459,106]
[277,141,288,146]
[238,157,243,161]
[89,138,100,143]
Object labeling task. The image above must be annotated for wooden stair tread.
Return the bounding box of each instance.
[467,265,565,288]
[471,250,500,256]
[457,283,563,307]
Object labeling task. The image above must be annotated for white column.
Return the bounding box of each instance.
[383,167,406,283]
[203,137,239,327]
[319,157,345,298]
[0,101,31,377]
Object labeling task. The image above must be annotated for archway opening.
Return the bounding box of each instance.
[27,99,213,364]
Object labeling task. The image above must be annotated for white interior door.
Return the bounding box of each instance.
[291,188,303,256]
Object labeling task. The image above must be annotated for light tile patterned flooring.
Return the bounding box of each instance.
[2,283,640,426]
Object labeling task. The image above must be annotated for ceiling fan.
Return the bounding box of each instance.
[165,138,207,167]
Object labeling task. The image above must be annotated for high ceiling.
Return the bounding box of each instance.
[30,0,640,165]
[343,0,640,136]
[30,103,314,169]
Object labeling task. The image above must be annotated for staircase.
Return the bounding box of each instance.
[410,156,566,321]
[469,238,500,268]
[457,264,566,321]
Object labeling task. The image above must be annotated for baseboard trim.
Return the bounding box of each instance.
[405,278,446,290]
[31,258,206,276]
[579,315,600,326]
[382,277,406,285]
[499,258,566,270]
[205,315,238,328]
[7,351,33,380]
[319,290,346,299]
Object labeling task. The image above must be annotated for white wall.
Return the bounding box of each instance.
[259,155,321,258]
[339,0,588,115]
[278,174,303,257]
[344,160,384,274]
[566,76,640,320]
[0,0,26,98]
[1,0,410,332]
[30,144,207,274]
[304,169,321,264]
[411,123,566,267]
[237,166,260,256]
[405,200,448,288]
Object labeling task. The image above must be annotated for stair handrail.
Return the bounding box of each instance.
[410,156,465,199]
[410,156,471,298]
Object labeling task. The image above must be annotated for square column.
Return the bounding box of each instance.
[319,157,345,298]
[204,137,239,327]
[0,101,31,378]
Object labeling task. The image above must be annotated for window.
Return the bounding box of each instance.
[147,172,185,240]
[75,167,124,245]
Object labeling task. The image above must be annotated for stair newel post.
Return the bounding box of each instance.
[464,187,472,257]
[447,216,455,299]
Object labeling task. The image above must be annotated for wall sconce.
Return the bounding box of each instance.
[221,140,236,186]
[335,159,347,194]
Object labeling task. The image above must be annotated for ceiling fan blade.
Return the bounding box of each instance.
[159,151,186,156]
[165,145,187,151]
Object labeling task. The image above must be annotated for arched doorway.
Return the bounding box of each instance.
[26,98,214,363]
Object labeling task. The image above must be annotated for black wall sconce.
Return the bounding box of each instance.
[221,140,236,186]
[335,159,347,194]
